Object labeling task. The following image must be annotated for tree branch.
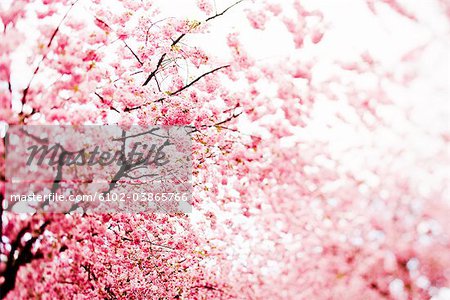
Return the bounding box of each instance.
[22,0,79,105]
[141,0,244,87]
[0,221,50,299]
[169,64,229,96]
[126,65,229,112]
[205,0,245,23]
[142,53,166,86]
[189,111,243,134]
[94,92,120,113]
[123,41,143,66]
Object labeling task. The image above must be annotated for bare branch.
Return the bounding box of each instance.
[205,0,245,23]
[0,221,50,299]
[94,92,120,113]
[123,41,143,66]
[171,64,229,96]
[189,111,243,134]
[127,65,229,111]
[142,53,166,86]
[22,0,79,105]
[141,0,244,87]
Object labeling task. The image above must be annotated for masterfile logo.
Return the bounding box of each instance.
[4,125,192,214]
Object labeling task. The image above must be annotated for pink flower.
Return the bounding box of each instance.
[197,0,213,15]
[246,10,268,30]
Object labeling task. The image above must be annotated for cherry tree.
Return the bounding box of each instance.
[1,0,449,299]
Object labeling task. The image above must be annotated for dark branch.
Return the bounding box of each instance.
[142,53,166,86]
[48,0,79,47]
[189,111,243,134]
[141,0,244,87]
[126,65,229,112]
[168,64,229,96]
[0,221,50,299]
[123,41,143,66]
[94,92,120,113]
[205,0,245,22]
[22,0,79,105]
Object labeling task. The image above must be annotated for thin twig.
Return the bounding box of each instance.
[141,0,245,87]
[123,41,143,66]
[21,0,79,104]
[126,65,229,111]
